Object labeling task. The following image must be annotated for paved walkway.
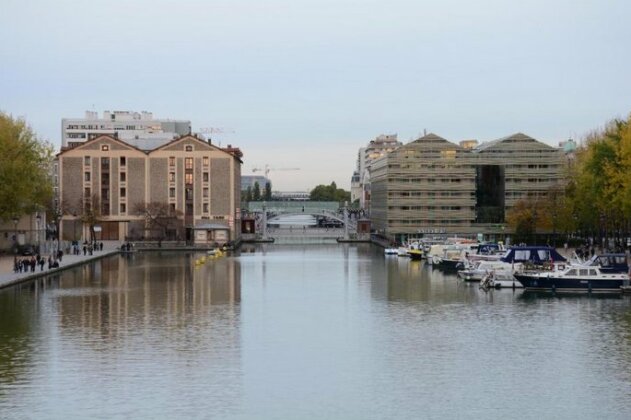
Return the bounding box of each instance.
[0,244,120,289]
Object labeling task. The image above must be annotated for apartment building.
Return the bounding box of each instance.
[57,134,242,245]
[62,110,190,148]
[370,132,566,242]
[351,134,402,209]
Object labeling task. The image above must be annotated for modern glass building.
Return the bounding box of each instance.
[369,133,566,242]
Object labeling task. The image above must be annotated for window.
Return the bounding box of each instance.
[203,203,209,213]
[170,203,176,213]
[169,172,176,182]
[169,188,176,198]
[120,172,126,182]
[185,173,193,185]
[84,187,91,197]
[203,156,209,166]
[84,172,91,182]
[101,157,109,169]
[185,145,193,152]
[101,145,109,151]
[203,188,209,198]
[120,203,126,213]
[203,172,209,182]
[101,188,109,200]
[185,158,193,170]
[185,188,194,200]
[120,188,126,198]
[84,156,91,166]
[169,156,175,166]
[120,156,126,166]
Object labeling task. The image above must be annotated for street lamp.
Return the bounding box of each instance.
[72,212,78,241]
[12,216,18,253]
[35,213,41,252]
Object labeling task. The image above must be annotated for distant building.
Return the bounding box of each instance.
[350,134,402,209]
[271,191,310,201]
[241,175,271,192]
[57,134,242,245]
[370,133,566,243]
[61,110,191,149]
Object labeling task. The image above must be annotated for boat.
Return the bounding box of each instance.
[479,270,523,289]
[581,253,629,274]
[407,248,424,260]
[476,246,568,290]
[457,260,513,282]
[467,242,505,262]
[396,241,423,258]
[437,243,479,271]
[514,266,629,293]
[384,248,399,255]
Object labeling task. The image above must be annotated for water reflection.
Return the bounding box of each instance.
[1,246,631,419]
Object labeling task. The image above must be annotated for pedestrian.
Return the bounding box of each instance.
[30,257,36,272]
[48,256,53,269]
[39,258,45,271]
[83,245,87,256]
[100,242,103,251]
[58,249,64,262]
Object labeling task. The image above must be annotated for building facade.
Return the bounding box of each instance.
[370,133,566,242]
[241,175,271,192]
[57,134,242,245]
[62,110,191,149]
[351,134,402,209]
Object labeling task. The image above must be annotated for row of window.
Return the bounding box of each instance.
[169,187,209,198]
[388,206,467,211]
[387,177,470,183]
[388,220,469,225]
[83,154,210,168]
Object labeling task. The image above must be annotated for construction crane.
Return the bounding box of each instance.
[252,164,300,178]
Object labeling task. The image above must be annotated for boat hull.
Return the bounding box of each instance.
[438,259,465,271]
[514,273,625,293]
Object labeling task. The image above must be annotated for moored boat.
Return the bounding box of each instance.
[514,266,629,293]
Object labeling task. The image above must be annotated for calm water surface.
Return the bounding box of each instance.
[1,244,631,419]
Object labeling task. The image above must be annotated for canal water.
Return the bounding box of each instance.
[1,244,631,419]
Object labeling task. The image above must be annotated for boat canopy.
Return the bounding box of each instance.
[500,246,566,264]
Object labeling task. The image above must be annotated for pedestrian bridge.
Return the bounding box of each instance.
[244,201,362,243]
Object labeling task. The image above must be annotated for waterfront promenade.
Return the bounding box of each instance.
[0,243,119,289]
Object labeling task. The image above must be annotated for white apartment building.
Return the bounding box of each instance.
[351,134,402,209]
[61,110,191,149]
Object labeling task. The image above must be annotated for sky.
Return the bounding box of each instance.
[2,0,631,191]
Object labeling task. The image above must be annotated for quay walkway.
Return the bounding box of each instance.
[0,245,119,290]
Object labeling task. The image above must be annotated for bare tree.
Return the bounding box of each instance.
[133,202,182,240]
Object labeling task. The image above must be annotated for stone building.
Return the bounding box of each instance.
[370,133,566,243]
[57,134,242,245]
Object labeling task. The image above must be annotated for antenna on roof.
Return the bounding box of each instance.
[424,129,427,136]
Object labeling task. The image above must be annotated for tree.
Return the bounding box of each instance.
[80,194,102,243]
[0,112,54,221]
[134,202,182,239]
[244,186,252,202]
[253,182,261,201]
[264,182,272,201]
[309,181,351,203]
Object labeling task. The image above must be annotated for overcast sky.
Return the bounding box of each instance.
[2,0,631,191]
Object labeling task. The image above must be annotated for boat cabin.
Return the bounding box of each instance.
[585,253,629,274]
[500,246,566,265]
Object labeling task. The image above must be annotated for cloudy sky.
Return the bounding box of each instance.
[2,0,631,190]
